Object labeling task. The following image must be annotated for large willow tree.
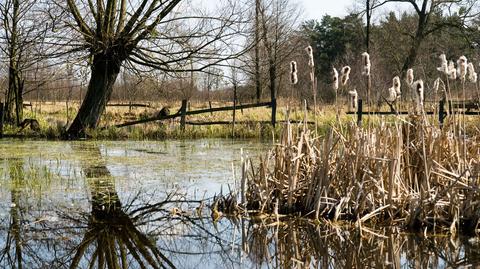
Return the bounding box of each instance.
[60,0,244,137]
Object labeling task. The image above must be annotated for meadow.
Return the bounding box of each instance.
[6,99,346,139]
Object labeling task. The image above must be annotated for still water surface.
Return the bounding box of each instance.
[0,139,479,268]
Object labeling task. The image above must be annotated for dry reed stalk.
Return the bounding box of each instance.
[223,118,480,235]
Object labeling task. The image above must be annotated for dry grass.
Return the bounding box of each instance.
[13,99,353,139]
[218,113,480,235]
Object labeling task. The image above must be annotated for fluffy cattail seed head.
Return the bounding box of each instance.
[437,54,448,74]
[306,46,314,68]
[386,87,397,102]
[348,89,358,109]
[457,56,468,82]
[467,62,477,83]
[448,61,457,80]
[393,76,401,97]
[472,73,478,84]
[406,69,414,85]
[437,53,448,75]
[332,67,339,91]
[290,61,298,85]
[361,52,371,76]
[413,80,424,107]
[340,66,351,86]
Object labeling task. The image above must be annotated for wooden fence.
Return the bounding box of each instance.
[347,99,480,127]
[115,100,275,130]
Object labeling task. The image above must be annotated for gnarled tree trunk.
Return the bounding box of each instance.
[67,53,122,137]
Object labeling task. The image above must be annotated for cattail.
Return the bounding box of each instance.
[457,56,467,82]
[406,69,414,85]
[386,87,397,102]
[306,46,314,68]
[393,76,401,97]
[437,54,448,74]
[448,61,457,80]
[348,89,358,109]
[472,72,478,84]
[433,78,441,93]
[361,52,371,76]
[340,66,351,86]
[290,61,298,85]
[413,80,424,107]
[332,67,339,91]
[467,62,477,83]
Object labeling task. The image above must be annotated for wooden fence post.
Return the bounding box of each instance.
[271,98,277,127]
[0,102,3,138]
[357,99,363,127]
[439,99,445,128]
[180,100,187,131]
[232,84,237,137]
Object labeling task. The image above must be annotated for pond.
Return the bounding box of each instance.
[0,139,479,268]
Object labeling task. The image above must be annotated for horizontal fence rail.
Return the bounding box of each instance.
[115,101,273,129]
[346,99,480,127]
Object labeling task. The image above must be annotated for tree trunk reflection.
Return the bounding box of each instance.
[70,144,175,269]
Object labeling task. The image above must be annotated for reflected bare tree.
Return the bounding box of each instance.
[0,159,25,269]
[66,144,176,269]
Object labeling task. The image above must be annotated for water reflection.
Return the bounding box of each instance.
[1,141,480,268]
[1,159,25,268]
[68,144,175,269]
[242,217,480,268]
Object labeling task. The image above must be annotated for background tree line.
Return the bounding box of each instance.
[0,0,479,136]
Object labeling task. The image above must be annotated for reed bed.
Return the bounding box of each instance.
[226,116,480,235]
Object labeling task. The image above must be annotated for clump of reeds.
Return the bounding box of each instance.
[223,119,480,235]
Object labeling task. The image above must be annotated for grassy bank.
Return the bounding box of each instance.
[5,99,480,141]
[3,100,351,140]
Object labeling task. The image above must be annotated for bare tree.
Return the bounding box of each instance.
[373,0,479,75]
[49,0,249,137]
[365,0,380,52]
[257,0,301,125]
[0,0,46,125]
[255,0,262,102]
